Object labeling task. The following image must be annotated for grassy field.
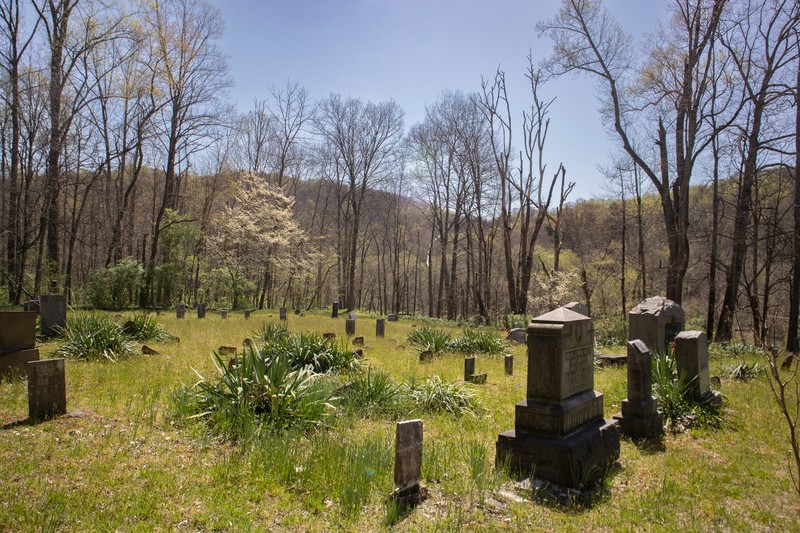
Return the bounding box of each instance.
[1,309,798,531]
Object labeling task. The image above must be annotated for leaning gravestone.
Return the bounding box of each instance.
[332,301,339,318]
[507,328,527,344]
[28,358,66,419]
[674,331,722,407]
[279,307,287,321]
[564,301,590,317]
[394,419,423,495]
[496,307,620,487]
[39,294,66,337]
[197,303,206,319]
[345,319,356,337]
[628,296,685,354]
[176,303,185,319]
[613,340,663,439]
[0,311,40,378]
[376,318,385,338]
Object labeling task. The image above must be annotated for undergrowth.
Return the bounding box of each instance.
[55,311,136,361]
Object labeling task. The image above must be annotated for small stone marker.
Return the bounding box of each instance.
[218,346,237,355]
[376,318,385,338]
[504,354,513,376]
[197,303,206,319]
[469,373,487,384]
[628,296,685,354]
[23,300,40,313]
[613,340,663,439]
[345,319,356,336]
[142,345,159,355]
[294,308,301,315]
[279,307,287,321]
[394,419,423,494]
[332,301,339,318]
[39,294,66,337]
[418,350,433,363]
[564,301,590,317]
[28,358,66,419]
[353,336,364,346]
[507,328,527,344]
[388,313,398,322]
[244,310,251,319]
[220,310,228,319]
[176,303,185,319]
[464,356,476,381]
[323,332,336,341]
[353,348,364,358]
[674,331,722,407]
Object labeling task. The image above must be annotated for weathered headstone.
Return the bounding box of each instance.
[244,310,251,319]
[349,312,358,320]
[504,354,514,376]
[388,313,398,322]
[628,296,685,354]
[376,318,385,338]
[218,345,236,355]
[345,318,356,336]
[0,311,39,378]
[394,419,423,494]
[27,358,66,419]
[176,303,185,319]
[23,300,40,313]
[674,331,722,407]
[564,301,590,317]
[353,336,364,346]
[279,307,287,321]
[464,356,476,381]
[220,310,228,319]
[294,309,301,315]
[197,303,206,319]
[39,294,66,337]
[470,373,487,384]
[507,328,527,344]
[332,301,339,318]
[142,345,159,355]
[496,307,620,488]
[613,340,663,439]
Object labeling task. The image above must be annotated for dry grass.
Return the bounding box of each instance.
[1,309,798,531]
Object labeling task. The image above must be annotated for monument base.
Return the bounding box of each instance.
[496,418,620,488]
[0,349,40,379]
[612,411,663,440]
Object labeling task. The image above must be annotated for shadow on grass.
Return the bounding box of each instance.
[630,437,666,455]
[384,486,429,527]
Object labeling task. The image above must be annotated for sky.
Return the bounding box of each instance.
[207,0,670,201]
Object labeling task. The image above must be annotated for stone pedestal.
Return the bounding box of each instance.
[39,295,66,337]
[613,340,663,439]
[176,303,185,319]
[197,303,206,319]
[28,358,66,419]
[376,318,385,338]
[496,307,619,488]
[674,331,722,407]
[332,302,339,318]
[628,296,685,354]
[345,319,356,336]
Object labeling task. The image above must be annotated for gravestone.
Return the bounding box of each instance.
[612,340,663,439]
[323,332,336,341]
[28,358,66,419]
[464,356,476,381]
[353,336,364,346]
[376,318,385,338]
[394,419,423,495]
[470,373,487,384]
[220,310,228,319]
[197,303,206,319]
[332,301,339,318]
[496,307,620,488]
[279,307,287,321]
[505,354,514,376]
[176,303,185,319]
[564,301,590,317]
[674,331,722,407]
[294,309,301,315]
[349,312,358,320]
[388,313,398,322]
[39,294,66,337]
[507,328,527,344]
[23,300,40,313]
[0,311,39,378]
[345,319,356,336]
[628,296,685,354]
[244,310,251,319]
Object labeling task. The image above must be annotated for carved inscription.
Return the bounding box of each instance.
[561,344,594,398]
[563,397,602,430]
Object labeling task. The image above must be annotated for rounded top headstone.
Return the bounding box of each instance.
[629,296,685,319]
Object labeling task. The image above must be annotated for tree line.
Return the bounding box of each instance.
[1,0,799,350]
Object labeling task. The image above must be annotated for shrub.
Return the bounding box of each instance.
[405,375,479,417]
[407,327,452,354]
[594,315,628,347]
[255,323,290,344]
[122,313,175,342]
[340,367,406,417]
[261,332,361,374]
[55,312,136,362]
[448,328,507,355]
[186,344,335,434]
[726,362,761,381]
[84,258,143,309]
[652,350,722,431]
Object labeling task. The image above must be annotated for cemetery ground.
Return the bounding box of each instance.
[0,311,798,531]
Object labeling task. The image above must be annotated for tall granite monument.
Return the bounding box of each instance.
[496,307,620,487]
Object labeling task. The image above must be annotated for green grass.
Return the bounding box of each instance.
[1,309,798,530]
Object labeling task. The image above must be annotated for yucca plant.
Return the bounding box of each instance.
[122,312,175,342]
[651,350,692,427]
[341,367,405,417]
[447,328,507,355]
[405,375,479,416]
[256,322,290,344]
[188,344,335,434]
[261,332,362,374]
[407,327,452,354]
[55,311,136,362]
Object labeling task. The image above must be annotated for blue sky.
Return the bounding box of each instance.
[207,0,669,200]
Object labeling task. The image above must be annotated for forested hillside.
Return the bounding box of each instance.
[1,0,798,349]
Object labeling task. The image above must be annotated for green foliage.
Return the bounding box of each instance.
[260,332,362,374]
[447,328,508,355]
[341,367,405,417]
[726,362,761,381]
[84,258,143,309]
[710,342,767,359]
[502,314,528,330]
[255,322,290,344]
[407,327,452,354]
[405,375,479,416]
[594,314,628,347]
[123,313,175,342]
[652,350,722,431]
[185,344,335,435]
[55,312,136,362]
